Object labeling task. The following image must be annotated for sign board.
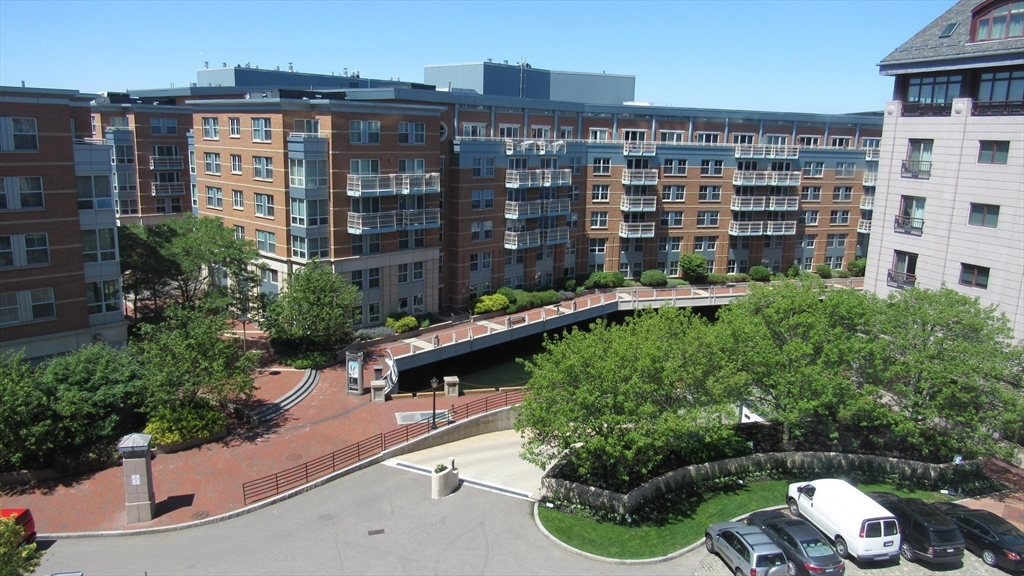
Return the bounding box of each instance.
[131,474,141,486]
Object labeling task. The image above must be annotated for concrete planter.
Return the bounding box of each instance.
[430,457,459,499]
[155,427,228,455]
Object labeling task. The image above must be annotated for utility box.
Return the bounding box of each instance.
[443,376,460,398]
[117,433,155,524]
[370,379,387,403]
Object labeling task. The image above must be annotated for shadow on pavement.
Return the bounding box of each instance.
[0,469,102,497]
[154,493,195,518]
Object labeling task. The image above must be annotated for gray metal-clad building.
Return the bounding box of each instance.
[424,61,635,105]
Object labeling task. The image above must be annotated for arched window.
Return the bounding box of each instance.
[972,1,1024,41]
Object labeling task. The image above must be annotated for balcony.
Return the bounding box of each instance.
[865,148,880,161]
[764,221,797,235]
[151,182,186,196]
[621,169,659,186]
[150,155,184,170]
[623,141,657,156]
[505,169,572,188]
[730,196,766,211]
[860,195,875,210]
[543,227,570,245]
[972,100,1024,116]
[505,200,544,219]
[732,170,802,186]
[347,174,396,197]
[901,102,952,117]
[543,198,571,216]
[857,220,872,234]
[886,269,916,289]
[394,173,441,194]
[620,196,658,212]
[767,197,800,211]
[347,211,398,234]
[900,160,931,179]
[729,221,764,236]
[863,172,878,186]
[618,222,656,238]
[503,229,542,250]
[734,144,800,159]
[504,139,566,155]
[894,215,924,236]
[398,208,441,230]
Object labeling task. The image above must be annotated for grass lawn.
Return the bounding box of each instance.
[537,478,954,560]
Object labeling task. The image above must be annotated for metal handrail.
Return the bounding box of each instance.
[151,182,186,196]
[732,170,802,186]
[857,220,872,233]
[886,269,916,289]
[734,144,800,159]
[504,200,544,219]
[729,221,764,235]
[621,169,659,185]
[730,197,766,211]
[893,215,925,235]
[150,155,184,170]
[620,196,658,211]
[901,160,931,179]
[618,222,656,237]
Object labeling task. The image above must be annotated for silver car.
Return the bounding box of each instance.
[706,521,791,576]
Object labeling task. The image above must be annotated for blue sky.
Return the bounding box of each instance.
[0,0,954,113]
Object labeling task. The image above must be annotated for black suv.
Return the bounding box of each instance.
[868,494,965,564]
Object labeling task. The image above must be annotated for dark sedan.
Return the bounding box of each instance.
[746,510,846,576]
[933,502,1024,572]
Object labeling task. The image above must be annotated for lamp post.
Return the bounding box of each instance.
[430,376,440,430]
[238,315,251,353]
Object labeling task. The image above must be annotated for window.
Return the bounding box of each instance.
[206,186,223,209]
[398,122,426,144]
[289,159,329,187]
[830,210,851,225]
[118,199,139,215]
[0,176,44,210]
[660,130,685,143]
[589,128,609,141]
[498,125,520,139]
[0,117,38,151]
[461,122,489,138]
[154,197,182,214]
[350,120,381,144]
[969,203,1000,227]
[291,236,330,259]
[800,210,819,225]
[801,186,821,201]
[350,270,364,290]
[977,70,1024,102]
[698,186,722,202]
[292,198,330,228]
[294,118,320,134]
[798,234,816,248]
[253,156,273,180]
[191,184,198,208]
[906,74,964,104]
[830,137,852,149]
[202,117,219,139]
[861,137,881,149]
[254,193,274,217]
[568,185,580,202]
[0,287,55,325]
[368,268,380,288]
[229,117,240,137]
[231,154,243,174]
[658,211,683,227]
[593,158,611,175]
[468,254,479,272]
[233,189,244,209]
[802,162,824,177]
[960,263,990,289]
[234,226,245,240]
[590,211,608,228]
[189,150,196,174]
[204,152,221,174]
[664,159,687,175]
[413,261,425,280]
[559,127,573,139]
[798,136,820,147]
[591,185,610,202]
[256,230,276,253]
[700,159,724,176]
[826,233,847,247]
[471,158,495,177]
[397,159,425,174]
[978,141,1010,164]
[588,238,606,253]
[825,256,845,270]
[694,236,717,251]
[0,233,50,267]
[696,211,719,227]
[731,133,754,145]
[86,280,120,315]
[764,134,788,146]
[112,144,135,165]
[662,185,685,201]
[481,252,492,270]
[247,118,271,142]
[903,139,933,178]
[695,132,719,145]
[835,162,855,178]
[108,116,129,129]
[567,212,579,229]
[471,189,493,210]
[260,268,279,293]
[973,2,1024,41]
[150,118,178,135]
[470,221,493,240]
[833,187,853,201]
[76,175,112,210]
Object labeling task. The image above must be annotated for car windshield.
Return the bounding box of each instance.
[931,528,962,543]
[757,553,787,567]
[999,526,1024,546]
[800,538,836,558]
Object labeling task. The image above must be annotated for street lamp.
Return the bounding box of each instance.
[429,377,440,430]
[237,315,251,353]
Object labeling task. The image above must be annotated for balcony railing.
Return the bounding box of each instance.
[767,197,800,211]
[347,211,398,234]
[865,148,880,161]
[398,209,441,229]
[505,169,572,188]
[901,102,952,117]
[394,173,441,194]
[286,131,326,139]
[894,215,924,236]
[764,221,797,235]
[150,155,184,170]
[734,144,800,159]
[887,269,916,289]
[730,196,766,211]
[732,170,802,186]
[860,195,875,210]
[504,139,566,155]
[618,222,656,238]
[972,100,1024,116]
[543,198,571,216]
[857,220,872,234]
[347,173,441,196]
[623,141,657,156]
[503,229,542,250]
[729,221,764,236]
[621,169,659,186]
[543,227,570,245]
[504,200,544,219]
[151,182,186,196]
[901,160,931,179]
[863,172,878,186]
[620,196,658,212]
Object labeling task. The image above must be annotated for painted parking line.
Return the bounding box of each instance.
[386,460,535,501]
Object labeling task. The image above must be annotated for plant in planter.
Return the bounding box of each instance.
[431,457,459,499]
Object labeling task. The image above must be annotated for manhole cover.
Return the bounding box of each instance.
[285,453,303,461]
[318,513,334,521]
[191,511,209,520]
[368,528,385,536]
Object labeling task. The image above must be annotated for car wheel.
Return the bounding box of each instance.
[900,541,916,562]
[787,497,799,516]
[735,568,744,576]
[705,534,715,554]
[787,560,797,576]
[834,536,849,559]
[982,549,998,567]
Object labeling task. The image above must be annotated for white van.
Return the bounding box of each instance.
[787,478,901,561]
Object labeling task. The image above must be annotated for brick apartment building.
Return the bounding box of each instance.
[0,86,128,361]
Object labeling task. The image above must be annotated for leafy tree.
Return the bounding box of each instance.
[261,259,362,355]
[0,515,42,576]
[132,304,258,413]
[785,263,802,279]
[118,223,177,319]
[0,353,52,472]
[748,266,772,282]
[847,258,867,277]
[816,264,833,279]
[678,253,708,282]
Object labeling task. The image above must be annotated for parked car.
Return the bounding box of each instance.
[0,508,36,545]
[746,510,846,576]
[932,502,1024,572]
[706,521,791,576]
[787,479,900,561]
[866,493,965,564]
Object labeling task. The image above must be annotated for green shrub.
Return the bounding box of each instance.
[564,279,577,291]
[385,314,419,333]
[816,264,834,279]
[786,264,802,279]
[706,274,730,285]
[583,271,626,289]
[418,317,432,328]
[507,289,561,313]
[848,258,867,277]
[727,274,750,283]
[749,266,772,282]
[678,253,709,282]
[496,286,517,303]
[640,270,668,287]
[473,294,510,315]
[144,403,227,446]
[278,350,334,369]
[835,269,851,278]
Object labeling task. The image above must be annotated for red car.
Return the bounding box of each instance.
[1,508,36,545]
